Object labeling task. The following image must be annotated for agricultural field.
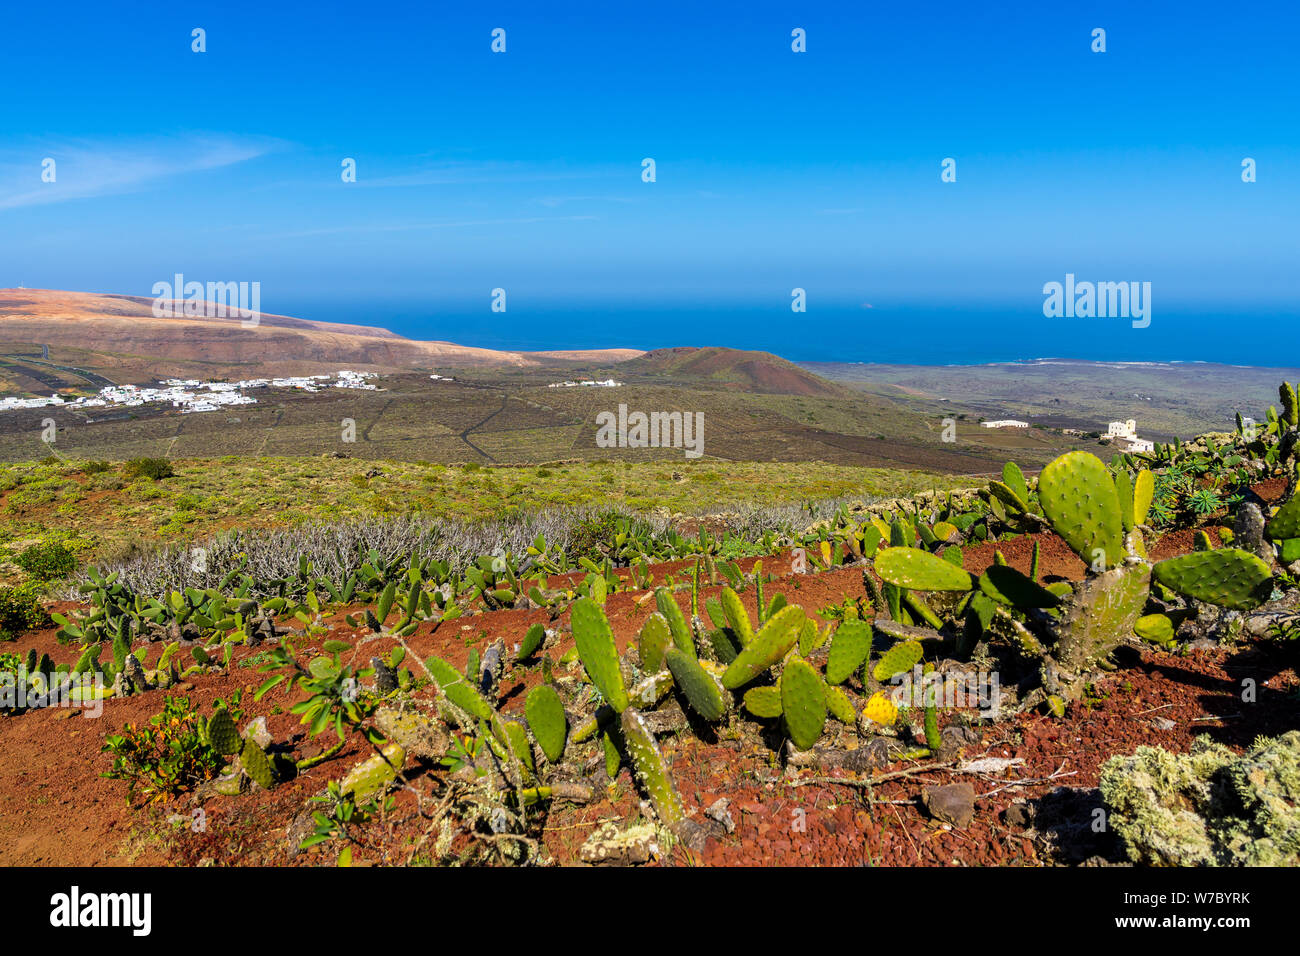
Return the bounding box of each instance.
[0,365,1102,471]
[2,381,1299,868]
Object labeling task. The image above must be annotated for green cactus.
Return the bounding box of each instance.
[1114,469,1135,533]
[1135,613,1175,646]
[1052,564,1151,679]
[665,648,728,721]
[979,565,1062,609]
[339,743,404,802]
[620,708,684,827]
[921,662,942,751]
[705,596,726,630]
[1266,496,1300,541]
[571,597,630,713]
[206,709,240,757]
[706,627,738,664]
[240,738,277,790]
[1193,530,1215,552]
[1002,461,1031,508]
[501,720,535,776]
[988,480,1029,514]
[824,683,857,725]
[719,586,754,646]
[603,729,621,779]
[1038,451,1126,569]
[637,613,672,672]
[426,655,494,721]
[524,685,567,764]
[781,658,827,751]
[1281,382,1298,427]
[871,639,923,683]
[516,622,545,660]
[874,546,973,592]
[798,616,825,656]
[743,685,783,718]
[655,588,695,659]
[825,620,872,684]
[720,604,805,689]
[1152,550,1273,611]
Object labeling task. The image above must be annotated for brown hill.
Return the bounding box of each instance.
[0,289,643,377]
[621,346,846,397]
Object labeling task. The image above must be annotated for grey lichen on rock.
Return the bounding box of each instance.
[1099,730,1300,866]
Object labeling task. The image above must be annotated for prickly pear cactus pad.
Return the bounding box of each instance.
[1152,549,1273,611]
[719,587,754,646]
[619,708,684,828]
[1051,564,1151,677]
[426,655,494,721]
[524,685,567,764]
[240,738,277,791]
[978,565,1062,609]
[1037,451,1126,569]
[742,685,782,718]
[874,547,973,592]
[340,743,405,803]
[1002,461,1031,508]
[871,639,923,683]
[654,588,695,658]
[206,709,240,757]
[665,648,727,721]
[571,597,630,713]
[720,604,804,689]
[780,658,827,751]
[1113,469,1134,533]
[823,683,857,725]
[988,481,1028,514]
[637,613,672,672]
[1132,469,1154,526]
[1266,495,1300,541]
[501,721,535,775]
[1134,613,1175,645]
[825,620,872,684]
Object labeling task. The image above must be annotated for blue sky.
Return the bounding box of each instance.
[1,1,1297,360]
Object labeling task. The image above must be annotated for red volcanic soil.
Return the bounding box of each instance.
[1,525,1296,867]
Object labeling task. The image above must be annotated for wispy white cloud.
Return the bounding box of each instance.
[0,136,274,211]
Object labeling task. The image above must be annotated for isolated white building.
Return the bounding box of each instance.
[1105,419,1153,453]
[981,419,1029,429]
[1107,419,1138,439]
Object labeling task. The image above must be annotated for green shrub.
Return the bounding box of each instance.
[125,457,174,481]
[102,693,244,804]
[15,540,77,581]
[80,460,112,475]
[0,583,50,640]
